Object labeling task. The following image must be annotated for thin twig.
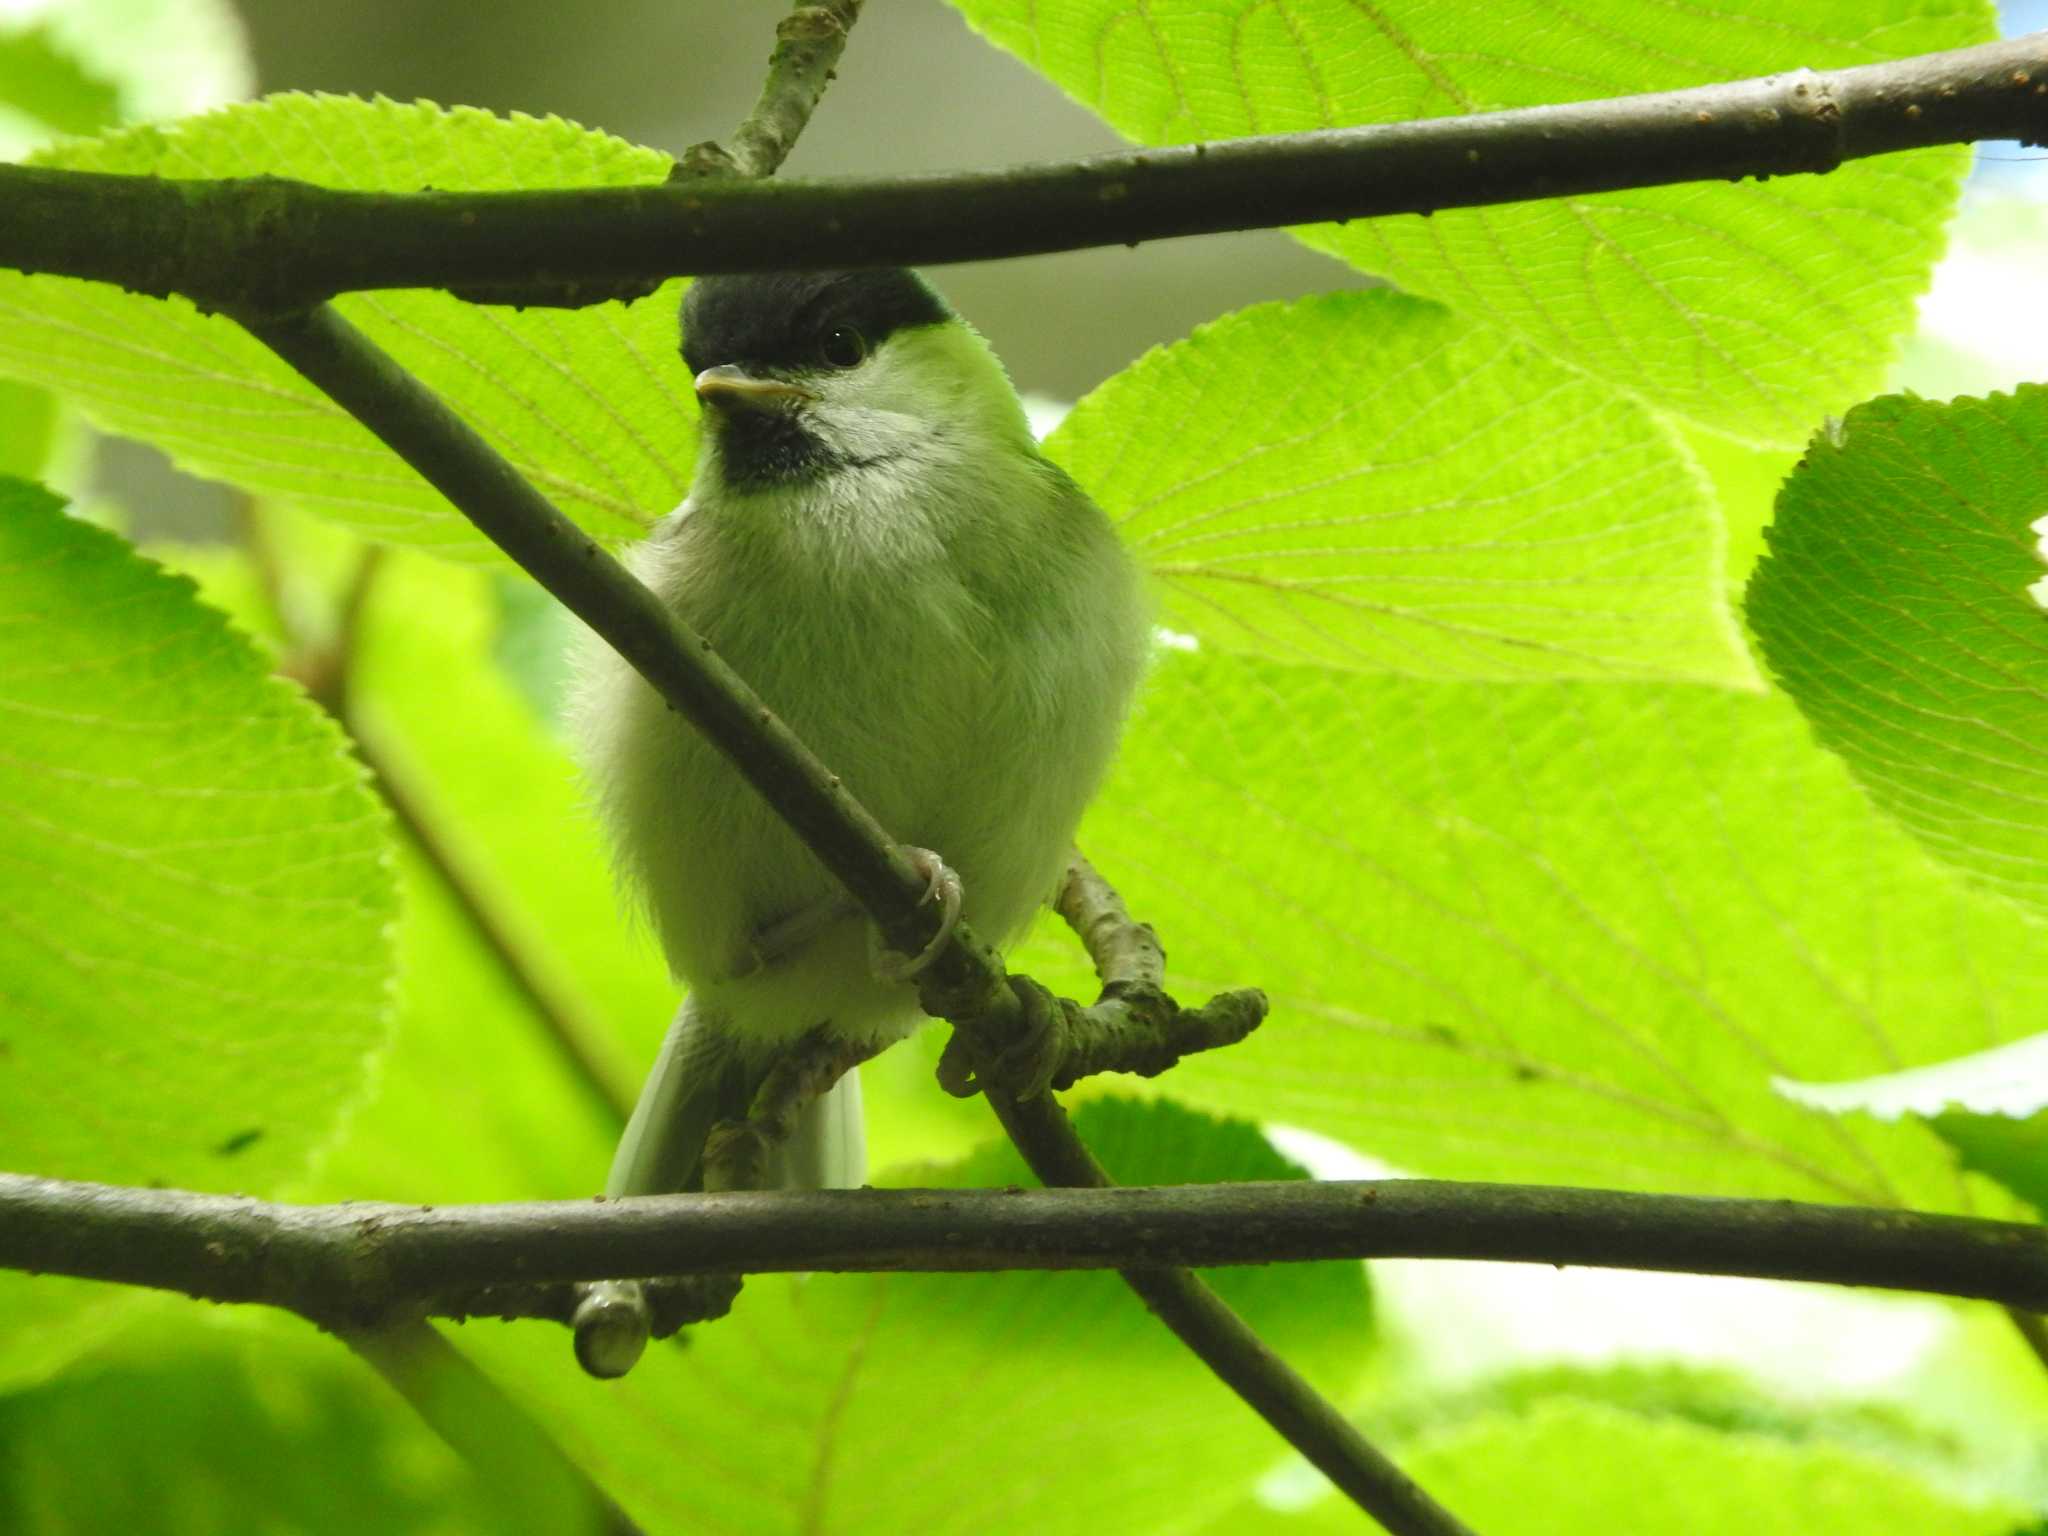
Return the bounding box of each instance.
[343,1319,642,1535]
[1,34,2042,310]
[675,1,865,180]
[6,1173,2042,1318]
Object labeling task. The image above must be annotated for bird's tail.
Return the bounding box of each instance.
[605,994,866,1194]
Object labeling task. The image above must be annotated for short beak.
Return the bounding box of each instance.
[694,365,817,411]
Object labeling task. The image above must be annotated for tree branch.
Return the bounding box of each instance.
[0,34,2040,311]
[675,1,865,180]
[5,1172,2041,1319]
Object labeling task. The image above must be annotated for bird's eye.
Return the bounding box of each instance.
[820,326,867,369]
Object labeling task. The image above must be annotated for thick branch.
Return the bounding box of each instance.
[6,1173,2041,1319]
[2,35,2041,311]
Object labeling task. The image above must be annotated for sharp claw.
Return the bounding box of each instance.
[936,1029,980,1097]
[871,846,963,982]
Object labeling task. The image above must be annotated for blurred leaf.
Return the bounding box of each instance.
[0,0,250,159]
[1369,1360,1963,1466]
[1202,1398,2024,1534]
[0,481,396,1385]
[489,573,580,726]
[295,545,674,1199]
[0,25,119,139]
[1747,387,2048,915]
[1932,1108,2048,1218]
[305,842,625,1203]
[1,0,249,132]
[1892,1297,2048,1508]
[1775,1032,2048,1122]
[949,0,1985,443]
[857,1019,1006,1173]
[0,380,59,479]
[464,1099,1375,1536]
[348,551,670,1110]
[0,95,693,559]
[1021,649,2047,1208]
[1050,292,1749,682]
[0,1312,495,1535]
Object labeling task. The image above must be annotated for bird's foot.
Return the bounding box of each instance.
[869,846,963,982]
[936,973,1067,1100]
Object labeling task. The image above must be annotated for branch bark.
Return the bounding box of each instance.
[5,1172,2041,1319]
[674,1,865,180]
[0,35,2039,311]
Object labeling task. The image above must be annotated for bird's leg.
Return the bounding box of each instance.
[735,894,859,976]
[869,845,963,982]
[702,1026,879,1191]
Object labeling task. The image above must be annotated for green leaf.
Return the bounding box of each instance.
[949,0,1987,443]
[1747,387,2048,918]
[1773,1031,2048,1215]
[0,1313,496,1535]
[292,544,674,1200]
[463,1100,1375,1536]
[0,1,251,158]
[1932,1108,2048,1218]
[0,481,396,1384]
[1025,649,2047,1208]
[0,25,120,140]
[1672,421,1798,590]
[1049,292,1749,682]
[0,380,59,479]
[1204,1398,2024,1534]
[0,95,694,559]
[4,0,250,134]
[305,843,628,1204]
[1775,1032,2048,1122]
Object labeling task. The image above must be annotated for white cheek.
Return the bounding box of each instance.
[804,358,945,464]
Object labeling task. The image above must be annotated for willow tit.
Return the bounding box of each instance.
[575,268,1149,1196]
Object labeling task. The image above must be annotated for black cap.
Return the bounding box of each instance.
[681,269,951,376]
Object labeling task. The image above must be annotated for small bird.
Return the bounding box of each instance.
[575,268,1149,1198]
